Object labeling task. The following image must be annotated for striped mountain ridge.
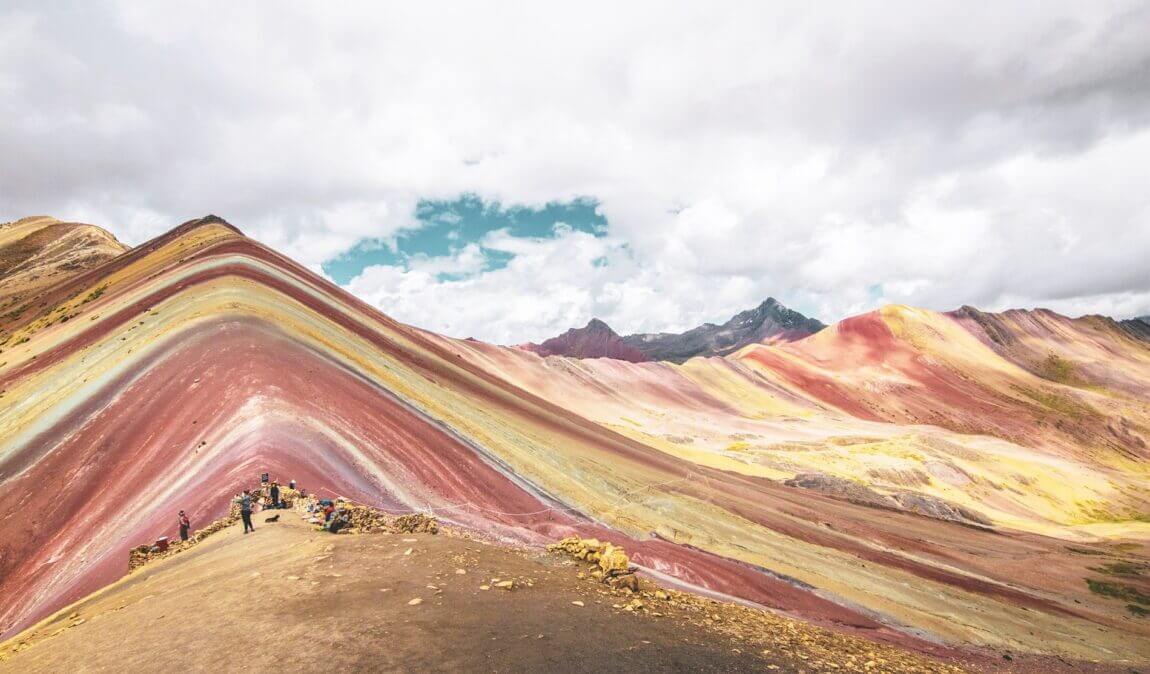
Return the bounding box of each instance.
[1,216,1148,668]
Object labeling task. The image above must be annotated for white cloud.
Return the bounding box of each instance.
[1,1,1148,342]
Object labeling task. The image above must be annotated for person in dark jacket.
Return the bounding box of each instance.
[178,511,191,541]
[328,509,350,534]
[234,490,255,533]
[270,482,281,509]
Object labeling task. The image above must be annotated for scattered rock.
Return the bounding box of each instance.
[407,597,423,606]
[571,601,585,607]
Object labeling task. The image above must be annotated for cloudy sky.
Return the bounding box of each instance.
[2,2,1148,343]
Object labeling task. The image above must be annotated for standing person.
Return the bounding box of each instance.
[178,510,191,541]
[234,490,255,533]
[270,482,281,509]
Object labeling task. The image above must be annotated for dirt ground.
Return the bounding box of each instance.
[0,514,1124,673]
[0,515,774,672]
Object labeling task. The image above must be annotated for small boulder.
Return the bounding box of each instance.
[608,573,639,593]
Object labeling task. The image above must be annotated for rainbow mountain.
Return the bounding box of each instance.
[1,216,1148,666]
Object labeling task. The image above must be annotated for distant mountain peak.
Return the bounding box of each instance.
[519,298,824,363]
[519,317,648,362]
[582,317,615,332]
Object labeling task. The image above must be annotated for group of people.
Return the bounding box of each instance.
[265,479,298,509]
[304,496,351,533]
[175,473,303,539]
[261,473,300,509]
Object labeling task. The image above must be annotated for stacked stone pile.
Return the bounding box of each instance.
[547,536,639,592]
[341,502,396,533]
[298,496,439,535]
[392,512,439,534]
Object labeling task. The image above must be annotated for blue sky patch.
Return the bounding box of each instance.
[323,194,607,283]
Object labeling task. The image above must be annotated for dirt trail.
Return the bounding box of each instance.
[0,514,1108,673]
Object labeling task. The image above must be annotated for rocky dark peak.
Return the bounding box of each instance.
[1119,315,1150,342]
[621,297,824,363]
[519,318,649,362]
[519,298,825,364]
[735,298,781,323]
[582,318,616,333]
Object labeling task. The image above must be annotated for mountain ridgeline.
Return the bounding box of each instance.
[521,298,825,363]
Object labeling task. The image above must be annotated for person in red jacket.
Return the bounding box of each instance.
[178,510,191,541]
